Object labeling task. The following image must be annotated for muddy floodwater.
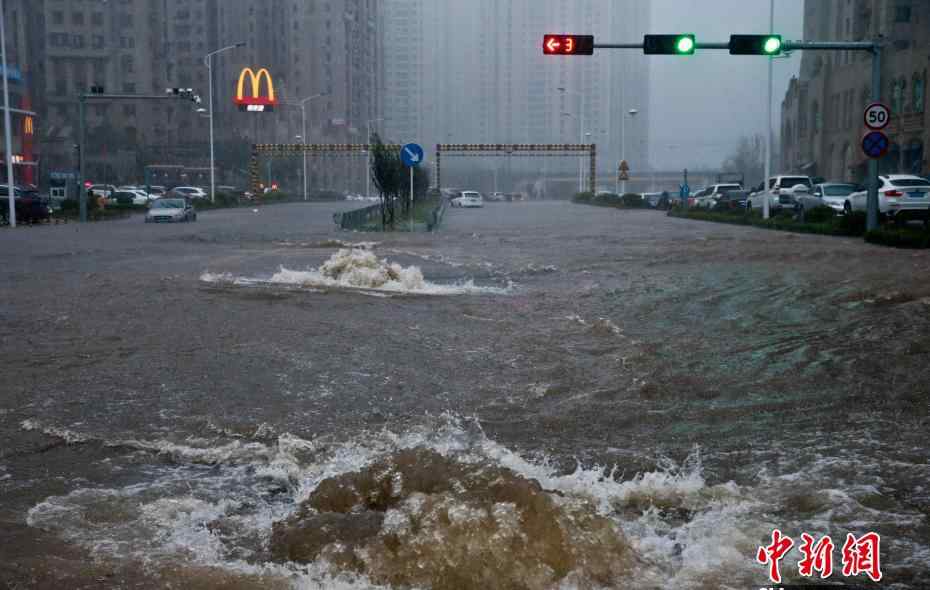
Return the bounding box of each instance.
[1,201,928,589]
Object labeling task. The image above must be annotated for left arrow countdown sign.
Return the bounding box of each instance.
[543,35,595,56]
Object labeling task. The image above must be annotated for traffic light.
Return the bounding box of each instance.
[543,34,595,56]
[729,34,783,55]
[643,34,696,55]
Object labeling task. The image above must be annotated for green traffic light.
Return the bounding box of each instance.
[763,36,782,55]
[676,36,695,54]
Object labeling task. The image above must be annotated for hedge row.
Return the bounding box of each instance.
[668,206,868,237]
[573,192,648,208]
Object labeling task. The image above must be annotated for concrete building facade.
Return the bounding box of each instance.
[782,0,928,182]
[10,0,382,189]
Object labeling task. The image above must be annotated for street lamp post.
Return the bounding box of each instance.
[204,42,245,204]
[1,0,15,227]
[621,108,639,195]
[366,117,383,199]
[295,93,327,201]
[558,87,584,193]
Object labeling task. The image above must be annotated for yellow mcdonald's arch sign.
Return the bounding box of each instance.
[235,67,277,112]
[23,116,34,135]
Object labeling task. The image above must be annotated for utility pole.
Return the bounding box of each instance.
[366,117,383,199]
[763,0,774,220]
[204,43,245,204]
[1,0,15,227]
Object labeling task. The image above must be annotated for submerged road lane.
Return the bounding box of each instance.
[2,200,929,588]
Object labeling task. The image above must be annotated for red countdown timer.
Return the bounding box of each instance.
[543,35,595,56]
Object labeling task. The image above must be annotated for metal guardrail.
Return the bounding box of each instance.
[427,198,447,232]
[333,202,382,230]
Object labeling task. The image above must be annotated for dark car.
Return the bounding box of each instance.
[713,190,750,210]
[0,186,51,224]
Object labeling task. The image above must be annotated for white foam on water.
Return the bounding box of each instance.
[22,414,929,588]
[201,248,512,296]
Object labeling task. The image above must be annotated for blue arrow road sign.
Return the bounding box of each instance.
[862,131,890,159]
[680,184,690,198]
[401,143,424,167]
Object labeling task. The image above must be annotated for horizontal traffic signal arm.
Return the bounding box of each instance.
[544,34,879,56]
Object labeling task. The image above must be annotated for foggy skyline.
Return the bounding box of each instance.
[648,0,804,171]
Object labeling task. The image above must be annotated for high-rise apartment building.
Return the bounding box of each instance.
[782,0,928,181]
[12,0,381,189]
[381,0,652,185]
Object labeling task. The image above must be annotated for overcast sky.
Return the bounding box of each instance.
[648,0,804,170]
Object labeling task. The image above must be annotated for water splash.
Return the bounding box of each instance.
[201,249,512,296]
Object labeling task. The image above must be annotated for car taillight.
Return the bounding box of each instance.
[884,190,903,198]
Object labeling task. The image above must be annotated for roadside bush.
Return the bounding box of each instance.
[262,190,290,202]
[837,211,867,235]
[572,191,594,203]
[865,227,930,249]
[802,205,836,224]
[60,196,99,215]
[621,192,645,208]
[595,192,622,206]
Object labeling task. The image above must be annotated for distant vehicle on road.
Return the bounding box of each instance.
[486,192,506,202]
[846,175,930,222]
[804,183,862,213]
[451,191,484,208]
[167,186,208,200]
[746,175,813,213]
[144,198,197,223]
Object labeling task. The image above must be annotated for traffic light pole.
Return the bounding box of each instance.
[591,39,883,231]
[77,92,201,222]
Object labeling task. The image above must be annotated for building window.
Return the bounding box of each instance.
[92,12,103,26]
[52,11,64,25]
[72,12,84,25]
[895,4,912,23]
[913,74,925,114]
[892,79,906,114]
[123,83,136,94]
[123,104,136,116]
[92,35,105,49]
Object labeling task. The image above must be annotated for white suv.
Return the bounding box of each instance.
[747,175,813,212]
[704,183,743,208]
[846,175,930,220]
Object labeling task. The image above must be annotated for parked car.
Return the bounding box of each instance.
[0,186,51,224]
[747,175,813,212]
[846,175,930,222]
[144,198,197,223]
[89,184,117,199]
[713,190,750,210]
[167,186,208,200]
[148,186,167,197]
[690,187,711,208]
[806,183,863,213]
[486,192,506,202]
[642,192,664,208]
[451,190,484,208]
[704,183,743,209]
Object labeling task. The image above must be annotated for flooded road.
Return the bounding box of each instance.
[1,201,928,588]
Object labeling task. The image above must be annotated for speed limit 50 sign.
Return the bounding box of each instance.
[864,103,890,130]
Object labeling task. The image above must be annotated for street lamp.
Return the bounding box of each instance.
[203,42,245,204]
[295,92,328,201]
[1,0,15,226]
[558,87,585,192]
[620,108,639,195]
